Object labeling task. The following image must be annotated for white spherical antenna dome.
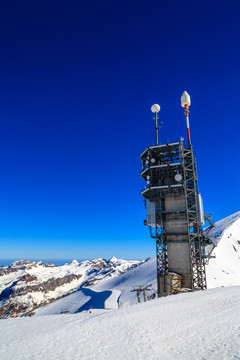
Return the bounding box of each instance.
[175,173,182,182]
[151,104,160,113]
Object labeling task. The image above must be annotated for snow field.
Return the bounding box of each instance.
[93,257,157,306]
[206,214,240,288]
[105,290,121,309]
[0,286,239,360]
[35,290,91,316]
[34,257,157,315]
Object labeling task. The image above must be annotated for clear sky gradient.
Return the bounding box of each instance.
[0,0,240,260]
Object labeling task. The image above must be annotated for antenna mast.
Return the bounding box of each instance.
[181,91,191,146]
[151,104,161,145]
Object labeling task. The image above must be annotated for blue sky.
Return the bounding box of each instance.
[0,0,240,260]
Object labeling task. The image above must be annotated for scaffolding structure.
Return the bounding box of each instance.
[140,140,211,297]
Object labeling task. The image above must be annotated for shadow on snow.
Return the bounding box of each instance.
[77,287,112,312]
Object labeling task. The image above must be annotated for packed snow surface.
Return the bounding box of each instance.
[0,286,239,360]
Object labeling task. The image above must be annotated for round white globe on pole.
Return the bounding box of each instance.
[175,173,182,182]
[151,104,160,113]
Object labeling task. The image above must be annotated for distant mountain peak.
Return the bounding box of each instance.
[71,260,79,265]
[0,256,141,318]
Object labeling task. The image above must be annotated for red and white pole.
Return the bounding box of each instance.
[184,104,191,146]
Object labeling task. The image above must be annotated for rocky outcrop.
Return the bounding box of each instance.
[0,261,85,318]
[0,273,83,318]
[0,258,142,318]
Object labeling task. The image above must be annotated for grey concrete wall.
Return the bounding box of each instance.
[165,197,192,289]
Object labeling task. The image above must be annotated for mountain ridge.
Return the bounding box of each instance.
[0,257,144,318]
[1,211,240,319]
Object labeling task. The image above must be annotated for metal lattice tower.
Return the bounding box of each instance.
[180,143,206,290]
[140,94,212,297]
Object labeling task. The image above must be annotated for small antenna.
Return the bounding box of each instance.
[181,91,191,146]
[151,104,161,145]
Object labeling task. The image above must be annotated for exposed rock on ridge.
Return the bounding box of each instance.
[0,258,141,318]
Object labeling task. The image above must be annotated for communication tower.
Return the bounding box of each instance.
[140,92,213,297]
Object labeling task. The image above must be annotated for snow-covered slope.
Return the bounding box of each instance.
[35,257,157,316]
[207,211,240,246]
[0,258,142,318]
[206,211,240,288]
[0,286,239,360]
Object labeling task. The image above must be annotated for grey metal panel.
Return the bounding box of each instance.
[146,200,156,227]
[149,142,180,149]
[198,193,205,226]
[150,162,181,169]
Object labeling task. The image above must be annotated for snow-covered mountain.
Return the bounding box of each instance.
[0,257,143,318]
[0,212,240,359]
[34,257,157,317]
[1,211,240,319]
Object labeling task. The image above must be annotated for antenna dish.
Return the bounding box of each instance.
[175,173,182,182]
[181,91,191,108]
[151,104,160,113]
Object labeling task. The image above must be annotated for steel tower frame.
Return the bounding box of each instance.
[140,140,207,297]
[180,143,206,290]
